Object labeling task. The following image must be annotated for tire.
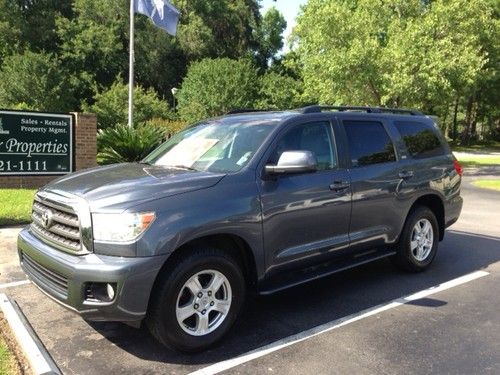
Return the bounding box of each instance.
[392,206,439,272]
[146,246,246,352]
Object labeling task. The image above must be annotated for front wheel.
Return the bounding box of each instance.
[146,247,246,352]
[392,206,439,272]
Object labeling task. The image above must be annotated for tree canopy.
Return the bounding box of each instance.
[0,0,498,143]
[293,0,499,142]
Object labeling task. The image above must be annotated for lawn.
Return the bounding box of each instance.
[472,180,500,192]
[454,154,500,168]
[451,141,500,153]
[0,336,19,375]
[0,314,21,375]
[0,189,36,227]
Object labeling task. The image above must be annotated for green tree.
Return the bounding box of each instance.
[84,80,172,129]
[53,0,263,109]
[177,58,259,122]
[174,0,261,60]
[257,72,304,110]
[16,0,73,53]
[0,51,73,111]
[0,0,22,64]
[134,15,187,99]
[254,6,287,69]
[56,0,128,102]
[294,0,496,107]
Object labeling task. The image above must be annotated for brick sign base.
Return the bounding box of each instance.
[0,112,97,189]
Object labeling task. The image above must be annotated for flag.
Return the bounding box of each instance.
[134,0,180,36]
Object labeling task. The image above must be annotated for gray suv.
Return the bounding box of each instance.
[18,106,463,352]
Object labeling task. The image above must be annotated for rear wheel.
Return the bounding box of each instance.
[147,247,246,352]
[393,206,439,272]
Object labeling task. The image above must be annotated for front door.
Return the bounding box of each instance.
[259,120,352,274]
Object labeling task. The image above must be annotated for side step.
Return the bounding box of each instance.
[258,248,396,295]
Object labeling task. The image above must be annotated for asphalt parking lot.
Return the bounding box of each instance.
[1,169,499,375]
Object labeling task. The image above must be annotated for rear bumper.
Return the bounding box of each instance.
[18,227,168,322]
[445,195,463,228]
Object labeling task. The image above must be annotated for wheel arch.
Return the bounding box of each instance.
[147,233,258,313]
[407,194,445,241]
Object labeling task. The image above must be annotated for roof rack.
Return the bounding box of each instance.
[299,105,423,116]
[226,109,271,115]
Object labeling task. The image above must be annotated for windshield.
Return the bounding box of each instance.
[143,119,277,173]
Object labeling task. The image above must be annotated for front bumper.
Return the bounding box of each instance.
[18,227,168,322]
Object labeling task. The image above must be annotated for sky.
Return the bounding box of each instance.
[260,0,307,50]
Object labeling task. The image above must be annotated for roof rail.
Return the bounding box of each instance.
[226,108,272,115]
[299,105,423,116]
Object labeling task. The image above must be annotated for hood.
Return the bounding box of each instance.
[42,163,226,212]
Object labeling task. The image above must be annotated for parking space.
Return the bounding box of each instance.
[1,171,499,374]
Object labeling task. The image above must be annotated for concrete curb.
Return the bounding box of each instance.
[0,293,61,375]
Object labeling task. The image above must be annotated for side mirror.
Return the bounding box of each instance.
[265,150,318,175]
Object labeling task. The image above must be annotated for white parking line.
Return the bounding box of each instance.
[0,280,30,289]
[190,270,490,375]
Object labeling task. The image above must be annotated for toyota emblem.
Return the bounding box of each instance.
[41,209,54,229]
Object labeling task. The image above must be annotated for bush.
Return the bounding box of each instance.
[97,124,165,165]
[0,51,73,111]
[85,80,172,129]
[177,58,259,123]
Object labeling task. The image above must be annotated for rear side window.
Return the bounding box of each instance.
[394,121,444,159]
[343,121,396,167]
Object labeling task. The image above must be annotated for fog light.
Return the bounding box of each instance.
[85,282,116,303]
[106,283,115,300]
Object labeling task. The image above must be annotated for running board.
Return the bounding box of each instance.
[258,249,396,295]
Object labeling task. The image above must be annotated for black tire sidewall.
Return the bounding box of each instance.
[399,207,439,270]
[154,251,245,352]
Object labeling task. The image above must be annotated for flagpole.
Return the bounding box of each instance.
[128,0,135,128]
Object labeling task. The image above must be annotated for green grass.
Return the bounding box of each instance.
[0,189,36,227]
[451,141,500,153]
[472,180,500,191]
[455,154,500,168]
[0,336,18,375]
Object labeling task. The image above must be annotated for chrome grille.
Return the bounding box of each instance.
[31,194,83,254]
[22,252,68,297]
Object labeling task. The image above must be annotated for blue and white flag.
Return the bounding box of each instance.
[134,0,180,36]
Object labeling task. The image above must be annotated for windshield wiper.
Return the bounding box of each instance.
[166,164,198,171]
[137,161,152,165]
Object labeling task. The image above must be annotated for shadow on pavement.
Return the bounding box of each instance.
[86,230,500,366]
[463,166,500,177]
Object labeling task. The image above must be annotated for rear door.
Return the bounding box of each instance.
[339,116,404,249]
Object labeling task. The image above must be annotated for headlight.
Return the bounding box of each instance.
[92,212,155,243]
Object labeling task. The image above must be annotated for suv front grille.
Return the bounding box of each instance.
[31,195,82,254]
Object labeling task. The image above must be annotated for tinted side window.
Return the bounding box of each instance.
[394,121,444,159]
[270,122,336,170]
[343,121,396,167]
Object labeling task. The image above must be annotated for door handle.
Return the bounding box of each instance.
[329,181,350,191]
[399,170,414,179]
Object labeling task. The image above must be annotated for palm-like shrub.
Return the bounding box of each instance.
[97,124,165,165]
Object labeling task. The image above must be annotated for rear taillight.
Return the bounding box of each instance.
[453,159,463,177]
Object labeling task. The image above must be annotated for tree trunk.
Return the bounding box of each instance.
[461,95,475,144]
[367,80,382,105]
[452,96,459,140]
[442,104,449,138]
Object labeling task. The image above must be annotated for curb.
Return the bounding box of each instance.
[0,293,61,375]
